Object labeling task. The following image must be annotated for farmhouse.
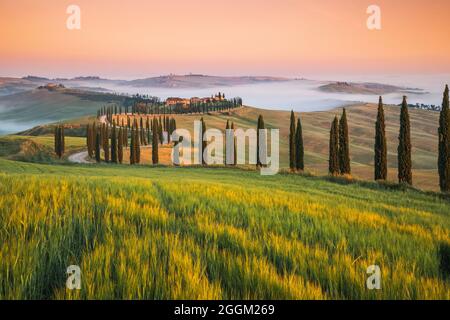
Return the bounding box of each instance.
[165,92,226,107]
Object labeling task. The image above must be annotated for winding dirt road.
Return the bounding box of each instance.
[68,151,90,164]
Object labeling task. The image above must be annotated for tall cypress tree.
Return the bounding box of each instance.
[158,119,163,144]
[130,125,135,165]
[124,126,128,148]
[201,117,207,165]
[289,110,296,170]
[295,117,304,171]
[329,117,340,175]
[103,125,110,162]
[398,96,412,185]
[339,108,350,175]
[54,125,65,158]
[111,123,118,163]
[135,125,141,164]
[438,85,450,192]
[118,127,123,164]
[225,120,230,165]
[375,96,387,180]
[256,115,265,167]
[152,118,159,164]
[95,131,101,162]
[231,122,237,165]
[54,126,59,156]
[61,126,65,157]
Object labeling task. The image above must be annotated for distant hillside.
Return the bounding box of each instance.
[318,82,423,95]
[126,74,291,88]
[0,89,113,135]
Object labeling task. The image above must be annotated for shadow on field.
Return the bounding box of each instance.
[439,242,450,280]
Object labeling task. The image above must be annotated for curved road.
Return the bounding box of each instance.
[68,151,90,164]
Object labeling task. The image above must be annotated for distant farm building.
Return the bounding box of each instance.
[165,92,226,108]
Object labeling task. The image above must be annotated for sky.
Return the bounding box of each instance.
[1,0,450,78]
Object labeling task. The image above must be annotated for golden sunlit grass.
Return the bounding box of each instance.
[0,159,449,299]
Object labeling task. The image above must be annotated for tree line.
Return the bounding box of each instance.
[97,97,243,120]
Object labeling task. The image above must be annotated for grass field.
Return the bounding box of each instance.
[0,158,449,299]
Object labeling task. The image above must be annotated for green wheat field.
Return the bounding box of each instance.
[0,158,449,299]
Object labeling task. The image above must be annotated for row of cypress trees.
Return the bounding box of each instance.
[372,95,413,185]
[328,85,450,192]
[289,111,305,171]
[54,125,65,158]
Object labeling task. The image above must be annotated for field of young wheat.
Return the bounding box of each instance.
[0,159,449,299]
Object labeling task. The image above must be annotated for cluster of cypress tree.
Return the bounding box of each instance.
[54,125,65,158]
[328,109,350,175]
[438,85,450,192]
[87,120,125,163]
[288,111,304,171]
[118,115,177,146]
[130,120,141,165]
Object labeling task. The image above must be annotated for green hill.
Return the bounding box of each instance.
[0,159,449,299]
[0,88,118,135]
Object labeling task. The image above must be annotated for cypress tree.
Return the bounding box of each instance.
[295,117,304,171]
[152,119,159,164]
[289,110,296,170]
[339,108,350,175]
[158,119,163,144]
[61,126,65,157]
[111,123,118,163]
[54,126,59,157]
[135,125,141,164]
[201,117,207,165]
[103,125,110,162]
[225,120,230,165]
[118,127,123,164]
[375,96,387,180]
[256,115,265,166]
[54,126,65,158]
[124,126,128,148]
[95,131,101,162]
[398,96,412,185]
[438,85,450,192]
[329,117,340,175]
[130,125,135,165]
[231,122,236,165]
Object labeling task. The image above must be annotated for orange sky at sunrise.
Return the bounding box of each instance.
[1,0,449,78]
